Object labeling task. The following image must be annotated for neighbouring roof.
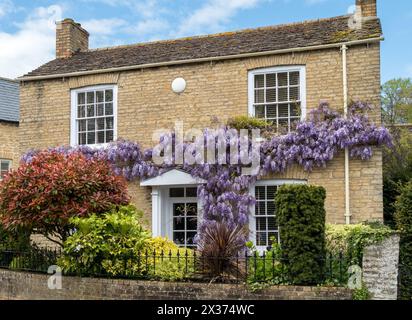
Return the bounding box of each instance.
[23,15,382,79]
[0,77,19,123]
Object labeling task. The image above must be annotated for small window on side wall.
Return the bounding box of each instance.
[71,85,117,146]
[248,66,306,133]
[0,159,11,180]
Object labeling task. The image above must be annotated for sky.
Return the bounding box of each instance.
[0,0,411,82]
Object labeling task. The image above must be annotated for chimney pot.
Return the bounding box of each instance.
[56,18,89,59]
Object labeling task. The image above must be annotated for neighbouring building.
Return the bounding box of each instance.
[0,77,19,179]
[18,0,384,250]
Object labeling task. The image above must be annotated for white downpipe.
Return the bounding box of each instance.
[341,44,351,225]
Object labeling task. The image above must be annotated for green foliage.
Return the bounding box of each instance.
[226,115,271,131]
[247,242,288,285]
[0,224,31,250]
[276,185,326,285]
[395,180,412,300]
[383,127,412,227]
[58,206,193,281]
[325,222,394,265]
[381,78,412,125]
[352,284,371,300]
[58,205,150,275]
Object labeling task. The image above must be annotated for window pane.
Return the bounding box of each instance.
[267,217,277,230]
[256,232,267,246]
[290,103,301,117]
[97,118,105,130]
[186,203,197,216]
[278,72,288,86]
[87,132,95,145]
[87,92,94,104]
[266,105,277,118]
[278,88,288,102]
[106,130,114,142]
[77,105,85,118]
[267,186,277,199]
[87,105,95,117]
[255,186,265,200]
[105,103,113,115]
[106,117,114,130]
[289,86,300,101]
[266,89,276,103]
[0,161,9,171]
[97,104,104,116]
[97,131,105,144]
[173,217,185,231]
[256,217,267,231]
[254,89,264,103]
[170,188,185,197]
[77,92,85,105]
[186,187,197,197]
[87,119,95,131]
[173,232,185,245]
[96,91,104,103]
[186,232,197,246]
[255,105,265,118]
[105,90,113,102]
[186,217,197,231]
[78,120,87,132]
[255,201,266,216]
[289,71,300,85]
[78,133,86,145]
[173,203,185,216]
[254,75,264,88]
[278,104,289,117]
[267,201,276,215]
[266,73,276,87]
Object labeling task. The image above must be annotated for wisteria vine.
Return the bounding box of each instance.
[22,102,392,244]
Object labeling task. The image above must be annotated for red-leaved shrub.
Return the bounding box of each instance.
[0,151,130,245]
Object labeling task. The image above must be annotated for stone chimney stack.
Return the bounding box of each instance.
[356,0,377,18]
[56,18,89,59]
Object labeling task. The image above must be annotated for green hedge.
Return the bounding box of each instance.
[276,184,326,285]
[395,180,412,300]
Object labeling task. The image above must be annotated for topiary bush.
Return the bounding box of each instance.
[276,184,326,285]
[0,150,130,246]
[395,180,412,300]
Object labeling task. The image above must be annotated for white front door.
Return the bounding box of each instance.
[166,186,199,248]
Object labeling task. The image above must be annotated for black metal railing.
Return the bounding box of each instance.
[0,246,349,286]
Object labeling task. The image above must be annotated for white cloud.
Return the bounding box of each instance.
[174,0,262,37]
[0,5,62,79]
[81,18,127,35]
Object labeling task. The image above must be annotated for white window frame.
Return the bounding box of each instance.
[248,66,307,129]
[70,85,118,148]
[249,179,307,251]
[0,159,12,180]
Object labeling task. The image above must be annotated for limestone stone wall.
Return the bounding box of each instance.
[362,234,400,300]
[19,43,383,224]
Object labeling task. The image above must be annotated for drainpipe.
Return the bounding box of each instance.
[341,44,351,225]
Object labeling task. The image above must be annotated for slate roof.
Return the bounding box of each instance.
[0,77,19,123]
[23,15,382,78]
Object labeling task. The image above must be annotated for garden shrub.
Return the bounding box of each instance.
[246,242,288,284]
[59,206,193,281]
[0,150,130,246]
[276,184,326,285]
[325,222,394,265]
[395,180,412,300]
[226,115,271,131]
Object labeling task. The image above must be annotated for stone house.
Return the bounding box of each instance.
[0,77,19,179]
[18,0,384,250]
